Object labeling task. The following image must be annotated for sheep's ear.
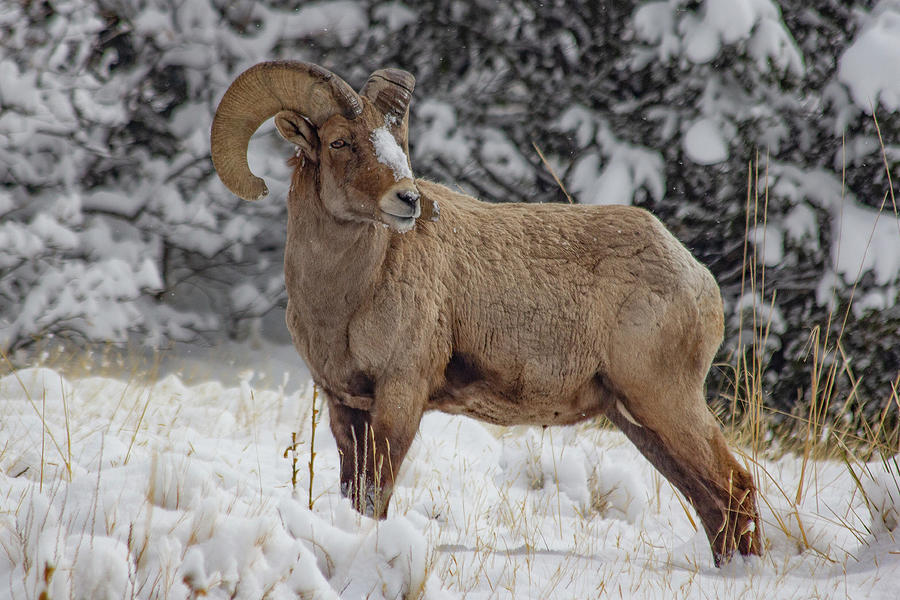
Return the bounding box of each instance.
[274,110,318,162]
[361,69,415,122]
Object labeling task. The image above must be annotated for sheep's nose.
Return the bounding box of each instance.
[396,190,420,209]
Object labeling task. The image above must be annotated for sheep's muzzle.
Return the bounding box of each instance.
[378,184,421,233]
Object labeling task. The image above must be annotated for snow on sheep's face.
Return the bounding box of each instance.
[279,99,422,234]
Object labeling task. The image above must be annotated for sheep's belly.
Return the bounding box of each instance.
[427,374,607,427]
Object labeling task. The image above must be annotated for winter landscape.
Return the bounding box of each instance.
[2,0,900,598]
[0,352,898,599]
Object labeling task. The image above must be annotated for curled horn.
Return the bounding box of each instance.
[360,68,416,119]
[211,61,362,201]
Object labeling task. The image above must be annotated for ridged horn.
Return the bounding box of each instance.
[211,61,362,201]
[360,68,415,118]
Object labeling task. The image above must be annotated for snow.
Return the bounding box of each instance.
[2,257,163,351]
[1,361,898,599]
[838,1,900,113]
[751,222,784,266]
[556,105,597,148]
[280,1,367,47]
[762,164,900,310]
[705,0,758,44]
[414,100,472,166]
[782,202,819,251]
[559,107,665,206]
[29,213,79,250]
[633,0,803,75]
[569,153,634,206]
[0,222,44,268]
[479,129,532,182]
[861,457,900,533]
[72,87,127,126]
[373,2,418,31]
[731,291,787,352]
[684,117,729,165]
[633,2,680,61]
[834,200,900,286]
[0,59,41,108]
[372,118,414,182]
[0,190,13,216]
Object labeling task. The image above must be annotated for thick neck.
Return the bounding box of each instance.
[283,168,390,326]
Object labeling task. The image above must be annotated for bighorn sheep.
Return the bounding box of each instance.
[211,61,761,565]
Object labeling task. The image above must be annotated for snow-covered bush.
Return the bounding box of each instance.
[2,0,898,431]
[0,0,287,350]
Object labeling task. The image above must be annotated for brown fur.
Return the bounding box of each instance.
[214,64,762,566]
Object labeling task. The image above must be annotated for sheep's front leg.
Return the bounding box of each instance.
[328,381,424,518]
[327,401,375,513]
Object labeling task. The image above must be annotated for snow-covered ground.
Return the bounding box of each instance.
[1,359,898,599]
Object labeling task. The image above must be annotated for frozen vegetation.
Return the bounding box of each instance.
[0,362,898,599]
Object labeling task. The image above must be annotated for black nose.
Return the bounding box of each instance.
[397,190,420,208]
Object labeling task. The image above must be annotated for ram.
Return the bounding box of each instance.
[210,61,761,565]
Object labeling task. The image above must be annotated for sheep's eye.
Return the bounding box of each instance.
[330,139,348,149]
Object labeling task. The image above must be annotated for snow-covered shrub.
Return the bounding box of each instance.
[0,0,292,351]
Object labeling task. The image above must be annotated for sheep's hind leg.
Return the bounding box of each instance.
[604,395,761,566]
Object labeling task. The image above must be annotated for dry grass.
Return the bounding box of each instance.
[710,116,900,566]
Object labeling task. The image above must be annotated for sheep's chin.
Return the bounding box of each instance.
[380,212,416,233]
